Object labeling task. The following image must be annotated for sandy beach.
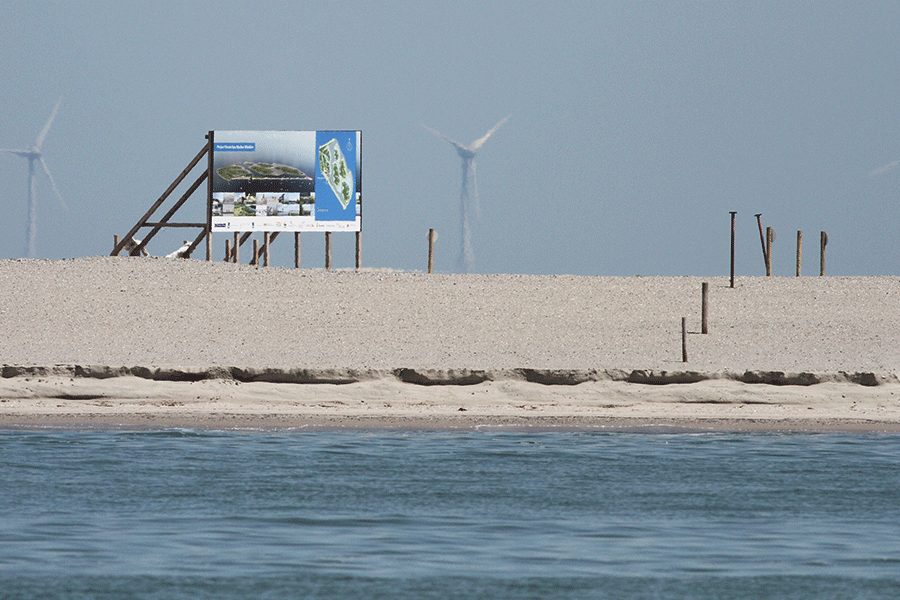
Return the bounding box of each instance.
[2,256,899,431]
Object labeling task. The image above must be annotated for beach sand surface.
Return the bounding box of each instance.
[2,257,899,431]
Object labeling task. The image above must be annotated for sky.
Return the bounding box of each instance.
[2,0,900,276]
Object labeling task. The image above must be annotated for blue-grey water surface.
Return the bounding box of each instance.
[1,429,898,599]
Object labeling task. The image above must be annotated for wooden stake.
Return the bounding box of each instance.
[294,232,301,269]
[682,317,688,362]
[820,231,828,276]
[325,232,332,271]
[729,212,736,288]
[356,231,362,270]
[796,230,802,276]
[206,130,213,262]
[428,229,436,274]
[701,282,708,334]
[755,214,767,271]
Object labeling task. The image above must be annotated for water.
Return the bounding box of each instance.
[1,429,898,599]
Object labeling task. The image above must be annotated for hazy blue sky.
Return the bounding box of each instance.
[2,1,899,275]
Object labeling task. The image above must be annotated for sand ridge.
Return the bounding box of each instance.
[1,257,899,430]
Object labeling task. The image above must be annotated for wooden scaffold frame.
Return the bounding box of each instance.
[111,135,212,259]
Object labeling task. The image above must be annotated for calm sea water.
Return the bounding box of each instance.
[1,428,898,599]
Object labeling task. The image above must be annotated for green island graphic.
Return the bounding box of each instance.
[318,139,354,209]
[217,162,311,182]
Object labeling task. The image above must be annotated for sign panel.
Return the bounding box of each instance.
[210,130,361,232]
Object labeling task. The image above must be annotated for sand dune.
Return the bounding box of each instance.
[1,257,898,430]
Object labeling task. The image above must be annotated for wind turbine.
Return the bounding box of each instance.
[424,114,510,272]
[1,97,67,258]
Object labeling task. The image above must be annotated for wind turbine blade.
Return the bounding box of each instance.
[422,124,467,153]
[40,156,67,210]
[870,159,900,177]
[35,97,63,150]
[469,114,511,151]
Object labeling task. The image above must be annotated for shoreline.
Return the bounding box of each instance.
[2,364,895,386]
[3,374,900,432]
[6,418,900,433]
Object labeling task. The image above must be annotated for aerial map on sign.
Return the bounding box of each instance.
[318,139,354,209]
[216,162,313,182]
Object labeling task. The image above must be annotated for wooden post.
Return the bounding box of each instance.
[796,230,802,276]
[294,232,301,269]
[233,232,239,263]
[325,232,332,271]
[251,239,259,266]
[755,214,767,271]
[701,282,708,334]
[113,234,120,255]
[205,131,214,262]
[356,231,361,270]
[225,239,231,262]
[729,212,736,288]
[820,231,828,276]
[428,228,437,274]
[263,232,270,267]
[765,226,774,276]
[682,317,688,362]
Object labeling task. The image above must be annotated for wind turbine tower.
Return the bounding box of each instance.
[1,97,67,258]
[424,114,510,272]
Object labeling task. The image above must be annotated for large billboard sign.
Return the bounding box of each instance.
[210,130,361,232]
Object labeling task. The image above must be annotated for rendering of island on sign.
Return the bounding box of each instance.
[217,163,312,182]
[318,138,354,209]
